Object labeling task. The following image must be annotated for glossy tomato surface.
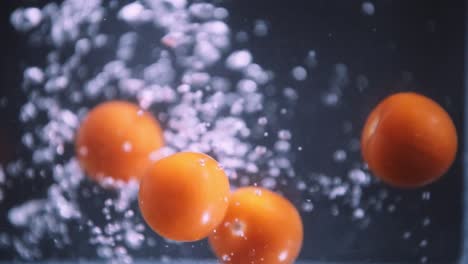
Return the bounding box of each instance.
[361,92,457,188]
[139,152,230,242]
[75,101,164,182]
[209,187,303,264]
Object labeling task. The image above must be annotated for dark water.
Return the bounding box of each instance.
[0,0,465,263]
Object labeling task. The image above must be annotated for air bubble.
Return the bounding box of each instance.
[291,66,307,81]
[122,141,133,152]
[10,7,43,32]
[226,50,252,71]
[419,240,428,248]
[353,208,365,219]
[348,169,370,185]
[278,250,288,262]
[362,1,375,16]
[278,130,291,140]
[402,231,411,240]
[261,178,276,189]
[422,191,431,201]
[333,150,347,162]
[422,217,431,227]
[24,67,45,84]
[253,20,269,37]
[301,200,314,212]
[189,3,214,20]
[231,219,245,237]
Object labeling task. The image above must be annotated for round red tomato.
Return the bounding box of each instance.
[209,187,303,264]
[361,92,457,187]
[139,152,230,242]
[75,101,164,182]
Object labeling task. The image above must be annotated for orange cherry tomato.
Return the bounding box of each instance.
[138,152,230,242]
[209,187,303,264]
[361,92,457,188]
[75,101,164,182]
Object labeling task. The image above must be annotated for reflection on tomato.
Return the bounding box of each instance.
[209,187,303,264]
[361,92,457,188]
[139,152,230,242]
[75,101,164,182]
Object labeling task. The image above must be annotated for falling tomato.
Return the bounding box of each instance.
[138,152,230,242]
[75,101,164,182]
[361,92,457,188]
[209,187,303,264]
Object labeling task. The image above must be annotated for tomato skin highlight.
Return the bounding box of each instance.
[138,152,230,242]
[361,92,458,188]
[209,187,303,264]
[75,101,164,182]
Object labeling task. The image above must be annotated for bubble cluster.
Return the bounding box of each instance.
[3,0,298,262]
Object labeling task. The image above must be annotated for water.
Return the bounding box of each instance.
[1,0,461,263]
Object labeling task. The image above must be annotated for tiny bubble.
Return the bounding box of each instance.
[257,117,268,126]
[302,200,314,212]
[79,146,88,156]
[353,208,365,219]
[122,141,133,152]
[333,149,347,162]
[422,217,431,227]
[291,66,307,81]
[222,254,231,261]
[199,158,206,167]
[402,231,411,240]
[422,191,431,201]
[419,240,428,248]
[362,1,375,16]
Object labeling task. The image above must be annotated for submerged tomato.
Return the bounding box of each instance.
[209,187,303,264]
[75,101,164,182]
[139,152,230,242]
[361,92,457,188]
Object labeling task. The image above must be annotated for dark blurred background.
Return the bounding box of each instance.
[0,0,465,263]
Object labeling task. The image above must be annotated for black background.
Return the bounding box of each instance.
[0,0,466,262]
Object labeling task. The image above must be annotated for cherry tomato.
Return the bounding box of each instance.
[138,152,230,242]
[75,101,164,182]
[361,92,457,188]
[209,187,303,264]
